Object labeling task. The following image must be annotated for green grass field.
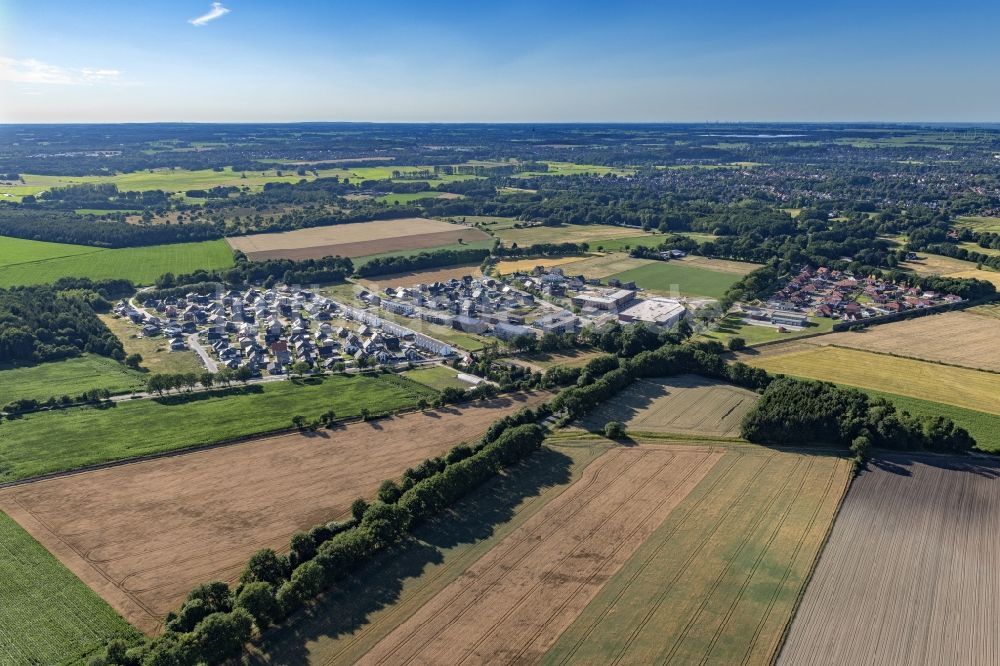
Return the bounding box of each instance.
[0,511,139,665]
[544,446,851,665]
[0,355,146,405]
[375,192,461,205]
[514,162,636,178]
[402,365,473,391]
[0,237,234,287]
[0,373,435,483]
[607,261,741,299]
[699,314,834,346]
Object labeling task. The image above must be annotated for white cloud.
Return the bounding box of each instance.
[0,57,122,85]
[189,2,230,26]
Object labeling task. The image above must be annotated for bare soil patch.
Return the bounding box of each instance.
[227,218,489,260]
[779,455,1000,665]
[577,375,759,438]
[357,445,723,665]
[816,311,1000,372]
[0,393,547,635]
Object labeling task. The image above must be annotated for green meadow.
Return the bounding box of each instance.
[607,261,740,299]
[0,236,234,287]
[0,373,436,483]
[0,355,146,405]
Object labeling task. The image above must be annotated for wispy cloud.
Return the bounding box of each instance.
[189,2,230,26]
[0,57,122,85]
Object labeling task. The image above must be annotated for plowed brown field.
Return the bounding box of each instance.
[226,218,489,260]
[779,455,1000,666]
[0,394,547,635]
[357,445,723,665]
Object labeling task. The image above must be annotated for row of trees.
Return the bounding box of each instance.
[146,368,252,395]
[92,416,549,665]
[355,247,491,278]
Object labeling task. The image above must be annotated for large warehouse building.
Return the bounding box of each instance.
[617,297,687,328]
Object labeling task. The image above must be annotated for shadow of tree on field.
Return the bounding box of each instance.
[252,447,574,665]
[870,452,1000,480]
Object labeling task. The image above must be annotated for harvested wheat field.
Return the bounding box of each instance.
[356,445,724,666]
[0,394,546,634]
[743,345,1000,416]
[226,218,490,260]
[558,254,655,279]
[358,263,483,288]
[577,375,759,438]
[679,255,763,275]
[816,311,1000,372]
[545,445,852,665]
[494,256,587,275]
[779,455,1000,666]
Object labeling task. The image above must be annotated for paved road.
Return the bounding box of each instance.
[187,333,218,372]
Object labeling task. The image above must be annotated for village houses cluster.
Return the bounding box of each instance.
[113,285,453,376]
[744,265,963,328]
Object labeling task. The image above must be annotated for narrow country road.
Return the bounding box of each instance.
[187,333,218,372]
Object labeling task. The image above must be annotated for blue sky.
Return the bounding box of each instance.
[1,0,998,122]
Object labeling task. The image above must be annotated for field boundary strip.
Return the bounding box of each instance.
[771,462,856,663]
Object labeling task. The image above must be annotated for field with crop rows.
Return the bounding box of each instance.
[0,394,547,633]
[558,253,655,279]
[779,455,1000,665]
[0,373,435,483]
[815,311,1000,372]
[493,223,652,248]
[0,236,234,287]
[577,375,759,439]
[357,445,724,664]
[0,511,138,665]
[227,218,489,261]
[743,345,1000,416]
[545,445,851,665]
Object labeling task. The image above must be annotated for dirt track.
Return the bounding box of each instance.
[357,445,723,665]
[779,455,1000,665]
[0,394,547,635]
